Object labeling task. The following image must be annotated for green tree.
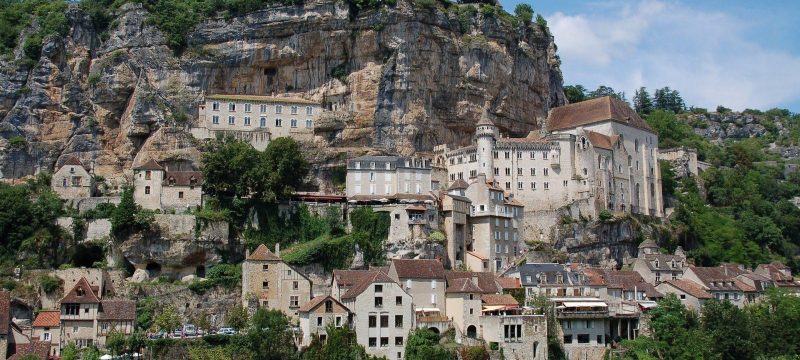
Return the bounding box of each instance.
[226,304,249,331]
[302,325,379,360]
[350,207,391,265]
[202,136,261,199]
[405,328,455,360]
[563,85,586,104]
[701,300,755,360]
[19,355,40,360]
[659,160,677,199]
[260,137,310,201]
[238,308,298,360]
[61,342,79,360]
[653,87,685,113]
[105,331,126,356]
[126,331,148,356]
[111,186,138,236]
[193,312,212,334]
[154,305,182,333]
[588,85,626,101]
[188,346,232,360]
[82,346,101,360]
[514,3,533,25]
[633,87,654,115]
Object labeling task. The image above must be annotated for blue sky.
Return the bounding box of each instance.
[496,0,800,112]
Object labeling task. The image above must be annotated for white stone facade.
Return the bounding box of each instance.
[194,95,320,150]
[51,157,94,199]
[346,156,432,199]
[132,160,203,212]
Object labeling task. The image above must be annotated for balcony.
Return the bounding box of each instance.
[416,314,452,332]
[555,309,609,319]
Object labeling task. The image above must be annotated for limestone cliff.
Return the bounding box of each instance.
[0,0,565,186]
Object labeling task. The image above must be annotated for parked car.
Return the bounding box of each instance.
[183,324,197,337]
[171,329,182,338]
[217,327,236,335]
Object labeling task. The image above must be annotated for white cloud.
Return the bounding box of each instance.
[547,0,800,110]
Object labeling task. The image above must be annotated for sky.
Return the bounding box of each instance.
[496,0,800,112]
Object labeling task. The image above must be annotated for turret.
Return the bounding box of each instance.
[475,110,497,181]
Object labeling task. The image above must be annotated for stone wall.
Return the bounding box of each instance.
[75,196,121,213]
[85,219,112,242]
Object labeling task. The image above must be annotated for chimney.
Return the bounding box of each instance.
[246,247,250,258]
[275,243,281,257]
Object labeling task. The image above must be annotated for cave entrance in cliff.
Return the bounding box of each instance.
[146,262,162,278]
[71,244,105,268]
[196,265,206,278]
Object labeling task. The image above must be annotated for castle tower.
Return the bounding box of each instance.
[475,110,497,181]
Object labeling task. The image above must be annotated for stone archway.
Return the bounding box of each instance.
[466,325,477,338]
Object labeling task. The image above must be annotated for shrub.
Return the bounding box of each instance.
[414,0,437,10]
[39,274,62,294]
[716,105,732,113]
[514,3,533,25]
[428,230,446,244]
[535,14,547,27]
[22,35,42,62]
[87,73,101,86]
[599,209,614,222]
[8,136,26,148]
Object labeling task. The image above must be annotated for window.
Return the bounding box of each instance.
[395,315,403,328]
[65,304,80,315]
[178,191,184,199]
[577,334,590,343]
[212,102,220,111]
[335,316,342,326]
[374,297,383,308]
[369,315,377,328]
[212,115,220,124]
[544,182,549,190]
[380,337,389,347]
[262,264,269,271]
[228,116,235,125]
[291,119,297,128]
[287,269,293,276]
[504,324,523,342]
[494,168,499,176]
[317,317,323,326]
[291,106,298,114]
[431,280,437,289]
[406,279,412,289]
[290,296,299,308]
[144,186,150,195]
[518,182,523,190]
[293,281,299,290]
[244,103,251,112]
[543,168,549,176]
[262,281,269,289]
[325,300,333,313]
[306,106,313,115]
[276,105,283,114]
[396,296,402,305]
[275,119,282,127]
[517,168,523,175]
[260,117,266,127]
[504,152,510,159]
[369,337,377,347]
[563,335,573,344]
[306,119,313,128]
[375,284,383,293]
[531,182,536,190]
[244,116,251,126]
[260,104,267,112]
[228,103,235,111]
[42,332,51,341]
[395,337,404,346]
[505,182,510,190]
[380,315,389,328]
[505,168,511,176]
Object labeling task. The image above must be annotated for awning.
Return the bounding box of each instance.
[560,301,608,308]
[482,305,507,312]
[406,205,427,212]
[416,308,440,313]
[638,301,658,309]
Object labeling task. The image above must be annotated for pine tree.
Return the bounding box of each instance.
[633,87,654,115]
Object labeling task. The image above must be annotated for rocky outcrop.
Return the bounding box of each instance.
[0,0,565,186]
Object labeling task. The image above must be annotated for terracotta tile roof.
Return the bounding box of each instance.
[582,268,662,297]
[299,295,350,313]
[247,244,281,261]
[405,205,427,212]
[391,259,446,279]
[206,94,320,105]
[689,265,749,291]
[638,239,659,249]
[481,294,519,306]
[98,300,136,320]
[548,96,654,133]
[504,196,524,207]
[341,271,397,300]
[8,341,51,360]
[60,277,101,304]
[332,270,375,287]
[59,156,88,171]
[134,159,164,171]
[447,179,469,191]
[445,278,483,293]
[661,279,712,299]
[445,271,502,294]
[467,251,488,261]
[163,171,203,186]
[0,291,9,335]
[496,276,521,289]
[32,310,60,328]
[584,131,618,150]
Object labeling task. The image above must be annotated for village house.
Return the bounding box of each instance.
[241,244,313,319]
[387,259,448,333]
[435,97,664,241]
[51,156,95,199]
[655,279,712,310]
[297,295,351,347]
[681,265,753,308]
[346,156,433,200]
[30,310,61,357]
[550,296,611,360]
[504,263,587,300]
[59,277,135,349]
[338,270,414,360]
[133,159,203,212]
[441,179,472,266]
[480,294,547,360]
[193,95,321,150]
[631,239,688,284]
[463,174,524,273]
[755,261,800,292]
[442,271,503,342]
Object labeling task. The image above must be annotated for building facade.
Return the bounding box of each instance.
[132,159,203,211]
[51,156,94,199]
[241,244,313,319]
[193,95,320,150]
[434,97,664,241]
[298,295,351,347]
[346,156,433,199]
[58,277,135,350]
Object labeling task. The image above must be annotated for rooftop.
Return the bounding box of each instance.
[298,295,350,313]
[98,300,136,320]
[61,277,101,304]
[247,244,281,261]
[548,96,654,133]
[32,310,60,328]
[206,94,320,105]
[133,159,164,171]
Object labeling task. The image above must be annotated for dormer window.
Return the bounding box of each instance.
[70,167,75,174]
[654,260,659,268]
[76,287,85,297]
[556,274,563,284]
[189,177,197,185]
[168,177,176,185]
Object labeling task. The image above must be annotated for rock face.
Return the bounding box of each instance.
[0,0,565,185]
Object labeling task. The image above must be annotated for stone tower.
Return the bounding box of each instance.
[475,110,497,181]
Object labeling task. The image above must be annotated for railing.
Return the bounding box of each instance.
[556,309,609,319]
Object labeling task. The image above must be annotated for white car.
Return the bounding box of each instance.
[217,327,236,335]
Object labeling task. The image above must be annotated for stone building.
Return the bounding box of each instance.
[655,279,712,310]
[631,239,688,284]
[387,259,449,332]
[441,179,471,266]
[58,277,135,350]
[51,156,94,199]
[193,95,321,150]
[681,265,754,308]
[241,244,313,319]
[346,156,433,199]
[338,270,414,360]
[133,159,203,212]
[435,97,664,241]
[298,295,351,347]
[31,310,61,357]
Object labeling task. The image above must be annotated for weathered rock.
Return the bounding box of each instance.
[130,268,149,283]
